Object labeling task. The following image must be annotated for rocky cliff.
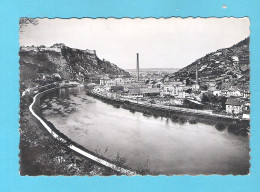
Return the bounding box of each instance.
[19,44,130,87]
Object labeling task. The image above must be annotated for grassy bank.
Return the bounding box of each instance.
[20,91,122,176]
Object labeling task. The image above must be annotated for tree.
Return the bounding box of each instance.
[186,88,192,94]
[220,96,227,109]
[202,93,210,103]
[200,85,208,91]
[19,18,39,34]
[185,78,190,86]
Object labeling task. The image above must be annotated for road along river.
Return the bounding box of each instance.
[41,87,250,175]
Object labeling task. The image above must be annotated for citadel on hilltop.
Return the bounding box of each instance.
[20,43,97,55]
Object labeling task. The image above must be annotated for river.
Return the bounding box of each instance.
[41,87,250,175]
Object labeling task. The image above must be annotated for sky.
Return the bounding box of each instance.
[19,18,250,69]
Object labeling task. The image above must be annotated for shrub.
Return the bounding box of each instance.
[171,115,179,122]
[215,123,226,131]
[189,118,198,124]
[179,116,187,124]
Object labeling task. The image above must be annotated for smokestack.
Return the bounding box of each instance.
[136,53,139,82]
[196,63,198,90]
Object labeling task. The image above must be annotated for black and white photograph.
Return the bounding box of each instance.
[19,18,250,176]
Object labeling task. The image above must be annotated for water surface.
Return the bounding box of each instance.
[42,87,250,175]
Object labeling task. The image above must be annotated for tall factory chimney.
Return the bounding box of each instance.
[136,53,139,82]
[195,63,198,90]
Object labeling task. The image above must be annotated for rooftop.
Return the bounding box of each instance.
[141,88,160,94]
[225,99,242,106]
[228,87,240,91]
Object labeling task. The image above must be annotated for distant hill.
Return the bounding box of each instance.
[173,37,250,83]
[125,68,180,73]
[19,44,130,88]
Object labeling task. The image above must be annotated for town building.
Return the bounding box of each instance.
[141,88,160,97]
[227,87,241,97]
[124,88,144,98]
[153,82,164,89]
[110,85,124,92]
[161,82,184,97]
[221,90,228,96]
[161,86,174,96]
[192,83,200,90]
[93,86,104,93]
[242,89,250,99]
[225,99,242,114]
[213,90,221,96]
[100,76,111,86]
[242,110,250,120]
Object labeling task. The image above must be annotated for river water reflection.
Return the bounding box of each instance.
[42,87,250,175]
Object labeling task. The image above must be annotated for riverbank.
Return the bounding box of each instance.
[51,87,249,175]
[87,91,250,136]
[20,86,135,175]
[20,85,250,175]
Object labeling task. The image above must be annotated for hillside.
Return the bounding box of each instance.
[19,44,130,89]
[173,37,250,83]
[125,68,180,73]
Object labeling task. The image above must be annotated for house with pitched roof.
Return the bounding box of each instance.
[123,88,144,98]
[141,88,160,96]
[225,99,242,114]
